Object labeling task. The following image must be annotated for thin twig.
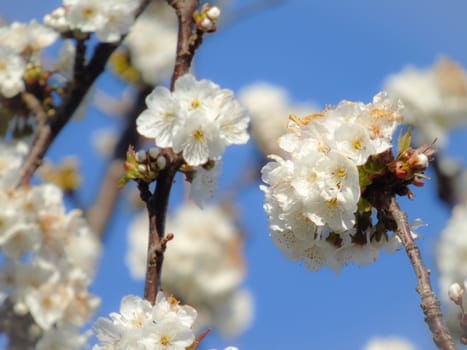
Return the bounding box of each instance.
[21,92,47,128]
[87,85,152,238]
[16,0,151,188]
[141,153,184,304]
[387,197,457,350]
[141,0,201,305]
[168,0,202,90]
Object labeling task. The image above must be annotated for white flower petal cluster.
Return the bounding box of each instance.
[0,20,58,98]
[93,293,197,350]
[124,1,177,85]
[436,201,467,335]
[363,337,417,350]
[137,74,250,167]
[239,82,319,156]
[126,203,253,337]
[47,0,140,42]
[0,20,58,56]
[0,43,25,98]
[0,141,101,345]
[261,92,403,272]
[385,57,467,147]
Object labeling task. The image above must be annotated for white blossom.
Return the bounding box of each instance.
[385,57,467,147]
[261,92,403,272]
[124,1,177,84]
[137,74,249,167]
[93,293,196,350]
[0,45,25,98]
[0,140,101,344]
[363,337,417,350]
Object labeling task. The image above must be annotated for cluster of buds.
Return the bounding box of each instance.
[194,4,221,32]
[361,130,437,200]
[119,146,167,186]
[448,282,467,344]
[23,63,59,118]
[389,129,436,187]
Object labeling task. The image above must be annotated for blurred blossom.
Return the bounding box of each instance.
[363,337,417,350]
[239,82,319,156]
[127,203,253,337]
[92,128,119,158]
[385,57,467,147]
[0,140,101,346]
[46,0,140,43]
[124,1,177,85]
[436,201,467,335]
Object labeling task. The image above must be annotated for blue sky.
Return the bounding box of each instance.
[2,1,467,349]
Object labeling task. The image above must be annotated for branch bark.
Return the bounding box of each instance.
[87,85,152,238]
[168,0,202,90]
[140,0,201,304]
[388,197,457,350]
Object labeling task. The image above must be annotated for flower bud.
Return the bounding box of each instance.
[200,18,214,31]
[135,150,146,163]
[206,6,221,20]
[411,153,428,170]
[137,164,147,173]
[148,147,159,159]
[156,155,167,170]
[449,282,464,305]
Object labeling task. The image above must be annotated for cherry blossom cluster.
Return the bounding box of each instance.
[0,20,57,98]
[261,92,406,272]
[239,82,319,156]
[0,141,101,348]
[45,0,140,43]
[136,73,249,204]
[93,293,198,350]
[127,203,253,336]
[385,57,467,147]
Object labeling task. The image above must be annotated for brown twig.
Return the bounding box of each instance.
[139,0,201,305]
[16,0,151,188]
[87,85,152,238]
[168,0,202,90]
[141,153,184,304]
[387,197,457,350]
[21,92,47,128]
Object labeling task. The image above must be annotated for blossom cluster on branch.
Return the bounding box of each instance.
[261,92,408,271]
[0,141,101,348]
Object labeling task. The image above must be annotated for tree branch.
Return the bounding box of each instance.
[168,0,202,90]
[138,0,201,304]
[87,85,152,238]
[387,197,457,350]
[141,153,183,304]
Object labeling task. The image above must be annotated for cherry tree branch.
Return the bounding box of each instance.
[16,0,151,188]
[140,153,183,304]
[387,197,457,350]
[168,0,203,90]
[87,85,151,238]
[139,0,201,305]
